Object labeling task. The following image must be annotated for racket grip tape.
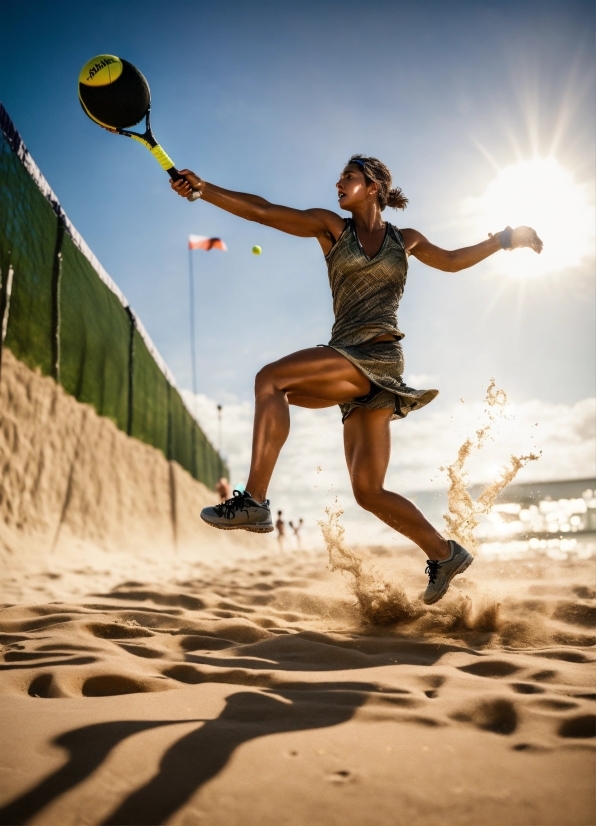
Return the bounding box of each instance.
[150,144,199,200]
[150,144,177,174]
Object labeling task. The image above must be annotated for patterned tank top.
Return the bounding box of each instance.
[325,218,408,346]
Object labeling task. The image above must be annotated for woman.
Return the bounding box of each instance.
[171,156,542,605]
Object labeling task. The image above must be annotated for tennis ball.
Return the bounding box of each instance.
[78,55,150,129]
[252,245,262,255]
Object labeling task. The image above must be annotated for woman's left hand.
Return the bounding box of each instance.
[490,226,543,253]
[512,226,543,253]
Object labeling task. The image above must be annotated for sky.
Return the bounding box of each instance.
[1,0,595,543]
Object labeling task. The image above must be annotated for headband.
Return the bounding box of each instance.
[351,158,366,170]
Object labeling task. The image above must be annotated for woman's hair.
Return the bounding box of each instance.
[347,154,408,211]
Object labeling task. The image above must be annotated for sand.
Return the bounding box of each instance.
[0,348,269,565]
[1,351,595,826]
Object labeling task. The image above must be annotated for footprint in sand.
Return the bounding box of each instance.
[510,682,545,695]
[163,665,204,685]
[88,622,154,640]
[531,670,558,682]
[28,674,56,698]
[326,770,356,784]
[458,660,521,678]
[117,643,164,659]
[553,601,596,628]
[558,715,596,739]
[530,698,579,712]
[420,674,447,699]
[452,698,518,735]
[537,650,592,663]
[82,674,166,697]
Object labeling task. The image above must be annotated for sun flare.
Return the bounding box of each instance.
[462,158,595,278]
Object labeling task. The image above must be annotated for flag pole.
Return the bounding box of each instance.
[188,246,198,396]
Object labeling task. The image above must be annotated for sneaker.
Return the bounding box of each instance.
[423,540,474,605]
[201,489,274,533]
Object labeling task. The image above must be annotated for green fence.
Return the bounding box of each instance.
[0,102,228,489]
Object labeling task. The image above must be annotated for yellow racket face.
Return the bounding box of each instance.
[79,55,123,86]
[78,55,125,129]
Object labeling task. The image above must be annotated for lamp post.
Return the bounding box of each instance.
[217,403,223,453]
[187,235,227,396]
[188,247,198,395]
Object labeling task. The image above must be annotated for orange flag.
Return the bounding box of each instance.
[188,234,227,251]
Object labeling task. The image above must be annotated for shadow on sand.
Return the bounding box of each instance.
[0,683,375,825]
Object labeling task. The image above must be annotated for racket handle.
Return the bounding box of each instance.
[168,167,201,201]
[169,167,198,203]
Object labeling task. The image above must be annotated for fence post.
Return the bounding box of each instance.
[125,307,135,436]
[0,256,14,383]
[191,425,198,480]
[51,216,65,383]
[167,382,173,461]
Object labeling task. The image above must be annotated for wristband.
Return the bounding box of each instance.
[499,226,513,250]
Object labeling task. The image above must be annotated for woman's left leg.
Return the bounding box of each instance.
[343,407,450,561]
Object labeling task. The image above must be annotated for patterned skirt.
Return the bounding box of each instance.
[326,339,438,423]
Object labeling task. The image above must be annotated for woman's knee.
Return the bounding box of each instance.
[255,362,283,395]
[351,481,382,512]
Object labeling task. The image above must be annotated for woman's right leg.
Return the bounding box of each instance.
[201,347,370,533]
[245,347,370,501]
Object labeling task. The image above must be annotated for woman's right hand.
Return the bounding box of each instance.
[171,169,202,198]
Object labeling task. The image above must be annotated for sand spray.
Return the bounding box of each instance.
[319,500,423,624]
[319,498,503,631]
[319,380,540,625]
[442,380,540,554]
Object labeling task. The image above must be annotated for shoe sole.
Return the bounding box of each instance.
[423,555,474,606]
[201,516,274,534]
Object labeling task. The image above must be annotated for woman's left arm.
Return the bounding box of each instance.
[401,226,543,272]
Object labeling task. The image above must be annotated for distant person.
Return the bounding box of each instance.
[215,477,232,503]
[289,518,303,550]
[275,511,285,552]
[178,156,542,604]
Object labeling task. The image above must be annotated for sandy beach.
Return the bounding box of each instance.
[0,545,595,826]
[1,352,595,825]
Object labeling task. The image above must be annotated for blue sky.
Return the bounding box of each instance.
[1,0,594,536]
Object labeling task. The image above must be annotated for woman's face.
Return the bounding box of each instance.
[336,164,377,211]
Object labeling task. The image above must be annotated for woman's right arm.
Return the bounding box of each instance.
[171,169,344,250]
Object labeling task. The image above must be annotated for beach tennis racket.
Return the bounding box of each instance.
[78,54,200,200]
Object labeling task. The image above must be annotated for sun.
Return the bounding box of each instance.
[461,158,595,278]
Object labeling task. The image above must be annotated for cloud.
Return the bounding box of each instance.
[182,388,595,548]
[406,373,438,387]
